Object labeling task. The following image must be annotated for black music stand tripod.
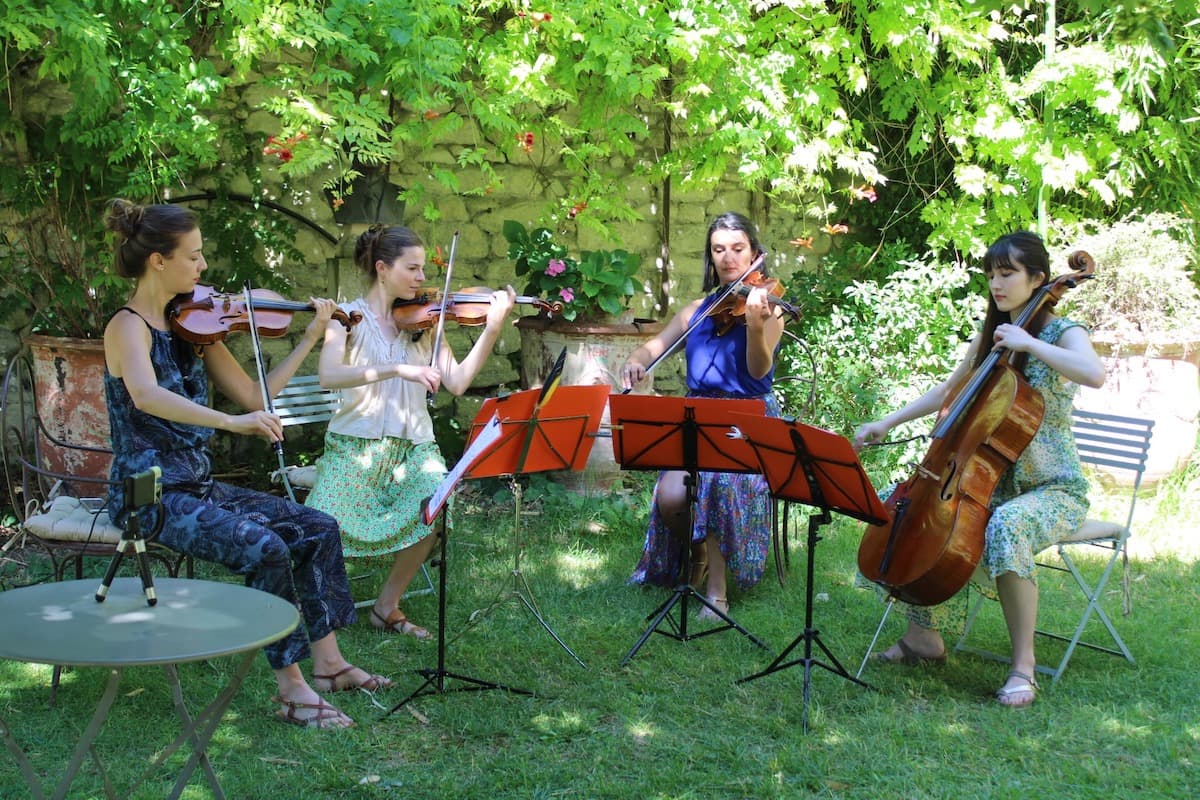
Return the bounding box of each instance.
[731,417,889,732]
[386,498,533,715]
[96,466,164,607]
[610,395,771,666]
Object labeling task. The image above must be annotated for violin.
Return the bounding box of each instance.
[392,288,565,331]
[168,284,363,346]
[856,250,1096,606]
[706,271,802,335]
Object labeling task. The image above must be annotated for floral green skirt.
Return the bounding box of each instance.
[305,431,446,558]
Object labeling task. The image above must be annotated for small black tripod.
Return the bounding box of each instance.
[96,467,163,607]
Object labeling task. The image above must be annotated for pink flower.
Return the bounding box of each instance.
[545,258,566,277]
[558,287,575,303]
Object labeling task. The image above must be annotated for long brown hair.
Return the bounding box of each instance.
[971,231,1052,375]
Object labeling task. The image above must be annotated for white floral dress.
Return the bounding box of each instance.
[305,299,446,558]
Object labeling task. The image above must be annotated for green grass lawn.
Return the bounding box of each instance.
[1,472,1196,799]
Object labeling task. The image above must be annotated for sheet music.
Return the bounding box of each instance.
[423,412,503,524]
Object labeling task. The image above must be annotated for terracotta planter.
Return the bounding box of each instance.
[1076,338,1200,486]
[26,335,112,485]
[516,315,665,492]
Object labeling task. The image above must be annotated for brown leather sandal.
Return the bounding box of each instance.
[273,696,354,729]
[370,607,432,640]
[311,664,393,693]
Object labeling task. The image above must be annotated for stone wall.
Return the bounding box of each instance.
[2,90,827,470]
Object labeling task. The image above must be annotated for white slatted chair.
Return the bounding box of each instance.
[271,374,433,602]
[858,408,1153,683]
[272,374,342,498]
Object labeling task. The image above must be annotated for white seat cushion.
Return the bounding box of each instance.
[22,496,123,545]
[271,465,318,490]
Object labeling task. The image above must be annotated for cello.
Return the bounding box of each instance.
[857,250,1095,606]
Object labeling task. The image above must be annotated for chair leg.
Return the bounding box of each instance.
[352,562,436,609]
[407,562,435,599]
[1039,547,1134,682]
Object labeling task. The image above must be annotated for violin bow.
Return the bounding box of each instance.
[427,231,459,407]
[243,282,297,502]
[620,252,766,395]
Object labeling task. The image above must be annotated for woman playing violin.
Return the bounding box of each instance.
[853,231,1105,708]
[103,199,387,730]
[306,224,515,640]
[623,211,786,618]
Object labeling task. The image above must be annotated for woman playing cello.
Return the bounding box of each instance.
[305,225,515,640]
[103,199,388,729]
[622,212,786,619]
[853,231,1106,708]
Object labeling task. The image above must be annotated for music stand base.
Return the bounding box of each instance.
[736,511,871,732]
[388,667,534,713]
[621,583,768,665]
[453,478,587,669]
[621,467,768,666]
[384,511,533,718]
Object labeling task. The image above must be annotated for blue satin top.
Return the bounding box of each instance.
[685,292,776,397]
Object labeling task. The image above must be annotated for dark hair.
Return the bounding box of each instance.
[353,224,424,279]
[972,230,1052,373]
[701,212,767,291]
[104,199,199,279]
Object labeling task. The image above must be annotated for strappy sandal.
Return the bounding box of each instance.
[370,606,432,640]
[995,670,1038,708]
[697,595,728,621]
[312,664,393,693]
[874,637,948,666]
[272,696,354,729]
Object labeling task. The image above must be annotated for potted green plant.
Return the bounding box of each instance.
[0,188,130,481]
[1056,213,1200,483]
[503,220,643,324]
[502,220,660,491]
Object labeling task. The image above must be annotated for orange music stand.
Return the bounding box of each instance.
[460,383,610,668]
[387,383,608,713]
[609,394,771,664]
[387,413,531,713]
[728,413,887,732]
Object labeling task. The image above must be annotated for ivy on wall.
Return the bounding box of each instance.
[1,0,1197,331]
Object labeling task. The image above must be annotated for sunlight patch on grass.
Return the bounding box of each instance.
[552,548,608,590]
[626,719,657,744]
[0,661,53,696]
[530,710,588,738]
[1101,716,1155,739]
